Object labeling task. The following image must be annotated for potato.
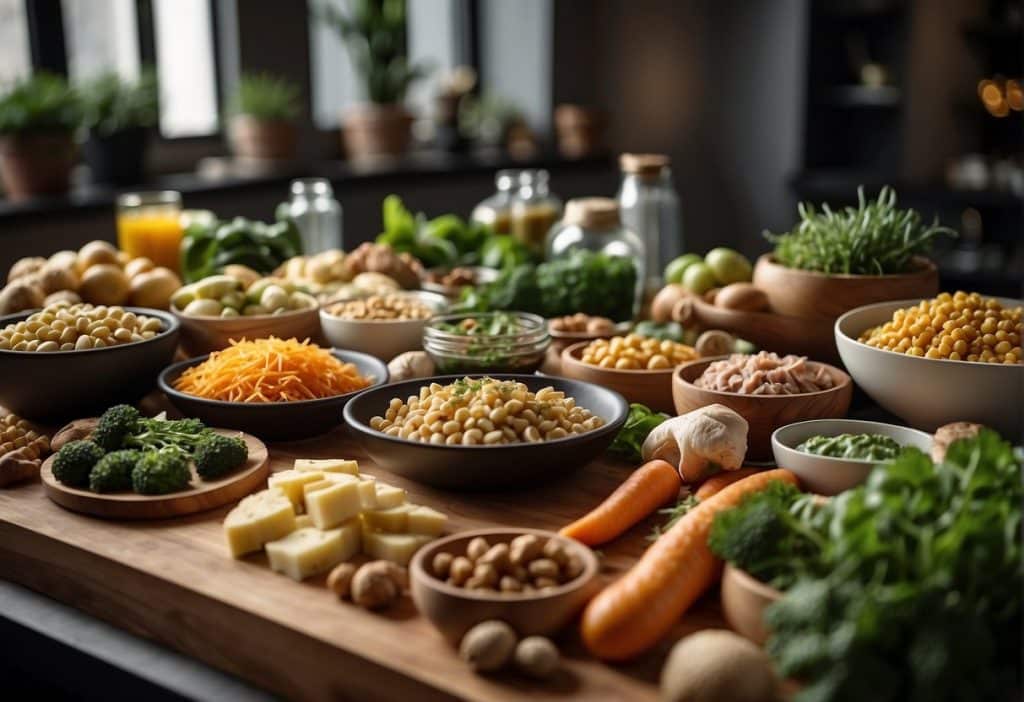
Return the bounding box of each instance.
[7,257,45,284]
[129,267,181,309]
[0,281,45,314]
[714,283,769,312]
[39,261,79,294]
[77,240,120,273]
[78,264,130,305]
[47,250,78,271]
[123,257,155,280]
[651,284,691,323]
[44,290,81,307]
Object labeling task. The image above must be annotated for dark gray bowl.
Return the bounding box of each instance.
[0,307,180,422]
[159,349,388,441]
[343,374,629,489]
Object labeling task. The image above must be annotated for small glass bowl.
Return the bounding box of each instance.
[423,312,551,374]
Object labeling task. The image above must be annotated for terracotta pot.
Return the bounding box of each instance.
[341,103,413,160]
[721,564,782,645]
[0,130,75,200]
[554,104,603,159]
[228,116,297,160]
[82,126,149,185]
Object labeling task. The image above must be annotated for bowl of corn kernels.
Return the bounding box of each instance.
[836,292,1023,436]
[558,333,700,413]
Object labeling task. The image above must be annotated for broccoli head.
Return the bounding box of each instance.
[91,404,141,451]
[124,416,211,453]
[131,448,191,495]
[89,449,142,493]
[193,434,248,480]
[52,440,105,487]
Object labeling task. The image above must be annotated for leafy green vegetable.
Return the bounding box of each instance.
[0,72,79,134]
[51,440,105,488]
[131,448,191,495]
[608,403,668,461]
[79,70,158,136]
[181,216,303,282]
[765,186,956,275]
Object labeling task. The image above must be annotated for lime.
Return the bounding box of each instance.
[681,262,718,294]
[705,247,753,285]
[664,254,703,284]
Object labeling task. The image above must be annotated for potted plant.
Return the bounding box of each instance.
[318,0,430,160]
[227,72,301,160]
[79,71,158,185]
[0,72,79,200]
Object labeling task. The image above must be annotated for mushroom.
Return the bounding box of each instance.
[387,351,436,381]
[641,404,748,482]
[931,422,985,463]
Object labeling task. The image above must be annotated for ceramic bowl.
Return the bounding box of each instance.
[672,356,853,461]
[720,563,782,645]
[158,349,388,441]
[320,290,448,362]
[342,374,628,489]
[0,307,179,422]
[559,340,679,413]
[835,297,1024,436]
[172,305,322,357]
[410,528,601,643]
[772,419,933,495]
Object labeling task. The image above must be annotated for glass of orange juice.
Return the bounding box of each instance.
[116,191,184,274]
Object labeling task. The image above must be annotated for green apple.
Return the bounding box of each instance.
[705,247,753,285]
[681,262,717,294]
[664,254,703,284]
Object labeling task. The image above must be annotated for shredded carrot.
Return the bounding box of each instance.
[174,337,371,403]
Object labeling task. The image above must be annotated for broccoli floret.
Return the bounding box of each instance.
[91,404,141,451]
[88,449,142,493]
[51,440,105,487]
[124,416,211,454]
[193,434,248,480]
[131,448,191,495]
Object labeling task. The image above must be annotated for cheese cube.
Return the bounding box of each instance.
[363,531,434,566]
[407,505,448,536]
[294,459,359,475]
[374,482,407,509]
[268,470,324,511]
[294,514,313,529]
[361,504,415,533]
[320,473,378,509]
[305,478,362,529]
[223,488,296,558]
[265,521,360,581]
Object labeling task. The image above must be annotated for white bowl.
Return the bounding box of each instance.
[835,297,1023,437]
[772,419,933,495]
[319,290,448,362]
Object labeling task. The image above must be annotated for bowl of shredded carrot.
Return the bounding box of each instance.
[158,337,387,440]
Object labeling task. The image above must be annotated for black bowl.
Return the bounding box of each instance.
[159,349,388,441]
[0,307,180,422]
[343,374,629,489]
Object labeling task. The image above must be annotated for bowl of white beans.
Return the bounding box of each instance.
[0,303,179,421]
[343,374,629,489]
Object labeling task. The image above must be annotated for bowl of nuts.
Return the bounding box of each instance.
[559,334,700,413]
[410,528,600,643]
[0,302,179,421]
[320,291,448,361]
[420,266,499,299]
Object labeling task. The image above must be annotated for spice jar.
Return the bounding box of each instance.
[617,153,682,292]
[510,170,562,256]
[470,170,517,234]
[278,178,343,254]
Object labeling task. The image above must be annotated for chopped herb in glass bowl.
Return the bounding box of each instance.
[422,312,550,374]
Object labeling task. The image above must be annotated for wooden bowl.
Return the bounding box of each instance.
[545,322,630,375]
[720,564,781,645]
[559,340,679,413]
[672,356,853,461]
[172,305,322,357]
[410,528,601,643]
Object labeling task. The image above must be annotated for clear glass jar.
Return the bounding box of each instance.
[617,153,682,290]
[545,197,645,316]
[279,178,342,254]
[470,170,517,234]
[116,190,183,273]
[510,170,562,257]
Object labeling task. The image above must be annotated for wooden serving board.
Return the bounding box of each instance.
[0,397,726,702]
[39,421,269,520]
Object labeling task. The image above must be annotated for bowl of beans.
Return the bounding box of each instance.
[0,302,179,421]
[320,290,448,361]
[558,333,700,413]
[835,293,1023,436]
[342,374,628,488]
[410,528,600,642]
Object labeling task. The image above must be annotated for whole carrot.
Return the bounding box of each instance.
[560,459,681,547]
[693,467,761,501]
[580,468,799,661]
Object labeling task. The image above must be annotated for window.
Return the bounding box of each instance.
[0,0,32,84]
[63,0,140,82]
[152,0,219,137]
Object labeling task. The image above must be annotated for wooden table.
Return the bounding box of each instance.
[0,399,726,702]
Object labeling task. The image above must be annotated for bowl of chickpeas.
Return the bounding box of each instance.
[320,290,448,361]
[558,334,700,413]
[0,302,179,421]
[342,375,628,489]
[836,293,1023,436]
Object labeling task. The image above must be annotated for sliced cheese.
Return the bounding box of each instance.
[363,531,434,566]
[265,522,360,581]
[320,473,378,510]
[305,477,362,529]
[294,458,359,475]
[374,482,407,509]
[406,505,448,537]
[223,488,296,558]
[268,469,324,511]
[361,504,416,533]
[294,514,313,529]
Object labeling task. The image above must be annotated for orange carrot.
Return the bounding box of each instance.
[693,467,762,501]
[560,460,681,546]
[580,468,799,661]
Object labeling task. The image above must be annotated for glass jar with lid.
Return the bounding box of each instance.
[277,178,343,254]
[545,197,646,315]
[510,169,562,256]
[617,153,682,291]
[470,169,517,234]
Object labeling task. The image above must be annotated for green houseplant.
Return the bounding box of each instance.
[0,72,80,200]
[227,72,302,160]
[317,0,430,159]
[79,71,158,185]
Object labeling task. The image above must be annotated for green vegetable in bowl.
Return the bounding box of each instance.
[91,404,142,451]
[132,447,192,495]
[796,432,901,461]
[52,440,105,488]
[89,449,142,493]
[608,403,669,461]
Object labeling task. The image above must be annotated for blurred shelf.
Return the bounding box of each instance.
[819,85,902,108]
[792,171,1024,208]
